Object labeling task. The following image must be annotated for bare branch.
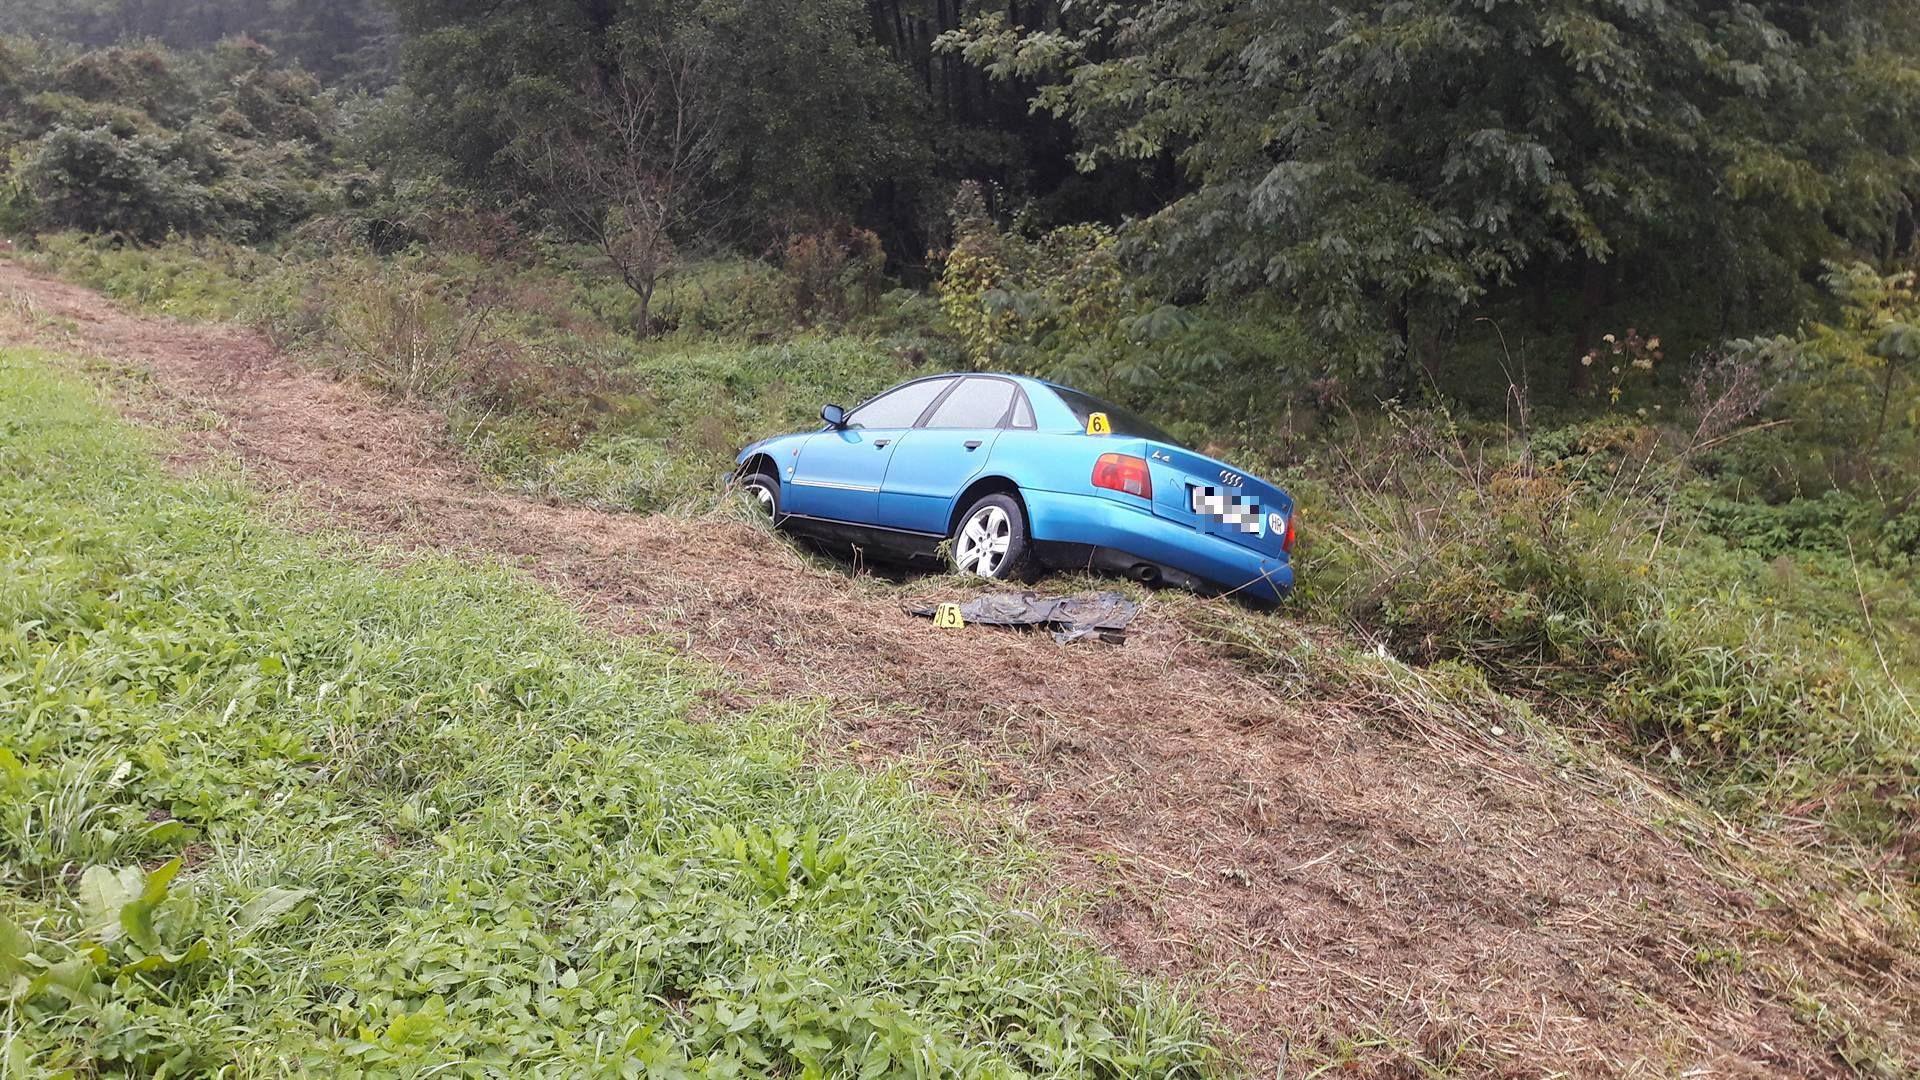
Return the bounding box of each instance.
[509,33,720,334]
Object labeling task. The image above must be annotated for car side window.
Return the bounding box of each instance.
[922,377,1021,429]
[1009,390,1035,429]
[846,378,952,429]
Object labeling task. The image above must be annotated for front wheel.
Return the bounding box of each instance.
[951,493,1033,581]
[742,470,781,520]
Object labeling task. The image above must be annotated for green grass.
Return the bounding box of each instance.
[11,236,940,516]
[14,234,301,324]
[467,335,933,513]
[0,348,1216,1077]
[1240,408,1920,860]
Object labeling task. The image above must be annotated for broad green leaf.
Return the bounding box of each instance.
[235,886,313,935]
[1,924,31,1004]
[0,916,30,977]
[118,857,184,950]
[77,865,142,942]
[141,857,184,905]
[621,1021,661,1055]
[141,820,188,846]
[121,898,159,951]
[119,938,211,975]
[30,954,98,998]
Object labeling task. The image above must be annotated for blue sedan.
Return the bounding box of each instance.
[733,374,1295,603]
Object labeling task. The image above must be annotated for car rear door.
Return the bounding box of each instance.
[786,377,953,523]
[875,376,1032,534]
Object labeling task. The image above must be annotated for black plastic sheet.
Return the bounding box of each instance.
[908,591,1140,644]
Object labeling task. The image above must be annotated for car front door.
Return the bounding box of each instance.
[785,377,953,523]
[876,376,1032,534]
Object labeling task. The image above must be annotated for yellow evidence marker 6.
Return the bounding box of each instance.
[1086,411,1112,435]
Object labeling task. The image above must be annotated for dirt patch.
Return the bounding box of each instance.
[2,258,1911,1077]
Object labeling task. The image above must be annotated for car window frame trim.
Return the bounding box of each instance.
[843,375,958,430]
[915,376,1034,431]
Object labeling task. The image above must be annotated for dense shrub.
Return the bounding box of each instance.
[650,259,797,337]
[0,150,34,234]
[49,44,189,122]
[781,222,886,324]
[1692,490,1881,559]
[1285,399,1920,862]
[935,185,1325,432]
[22,125,216,239]
[938,184,1137,381]
[1723,265,1920,502]
[0,35,340,241]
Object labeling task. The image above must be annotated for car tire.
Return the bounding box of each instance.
[743,470,781,522]
[951,492,1034,581]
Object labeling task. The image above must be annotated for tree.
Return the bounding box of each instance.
[0,0,395,86]
[1738,263,1920,465]
[389,0,928,248]
[22,124,211,239]
[944,1,1920,391]
[514,35,720,334]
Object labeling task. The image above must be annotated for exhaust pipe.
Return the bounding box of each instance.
[1131,564,1160,584]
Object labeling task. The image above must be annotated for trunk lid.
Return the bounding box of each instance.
[1142,442,1292,556]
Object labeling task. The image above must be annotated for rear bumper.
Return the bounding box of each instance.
[1024,489,1293,604]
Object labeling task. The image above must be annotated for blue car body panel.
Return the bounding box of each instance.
[877,427,1003,534]
[735,374,1295,602]
[783,426,894,523]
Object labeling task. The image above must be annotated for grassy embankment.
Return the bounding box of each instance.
[11,235,939,512]
[0,348,1214,1076]
[15,235,1918,885]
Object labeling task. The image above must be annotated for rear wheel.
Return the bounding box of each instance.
[951,493,1032,581]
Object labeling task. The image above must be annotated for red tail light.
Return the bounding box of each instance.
[1283,509,1297,553]
[1092,453,1153,499]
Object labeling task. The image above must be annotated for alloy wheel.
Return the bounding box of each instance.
[747,476,777,515]
[955,504,1012,577]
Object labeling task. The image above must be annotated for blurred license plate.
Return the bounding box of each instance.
[1190,485,1264,535]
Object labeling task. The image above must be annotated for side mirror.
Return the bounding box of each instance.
[821,404,847,428]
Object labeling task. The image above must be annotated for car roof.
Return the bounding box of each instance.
[926,372,1068,397]
[899,371,1052,387]
[882,372,1069,403]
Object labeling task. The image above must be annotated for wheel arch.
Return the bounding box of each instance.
[736,452,780,482]
[948,475,1030,537]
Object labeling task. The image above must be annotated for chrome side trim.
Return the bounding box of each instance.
[789,477,882,492]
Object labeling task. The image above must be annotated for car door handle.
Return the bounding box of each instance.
[964,440,983,451]
[873,439,892,449]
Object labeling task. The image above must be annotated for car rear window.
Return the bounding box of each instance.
[1049,386,1183,446]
